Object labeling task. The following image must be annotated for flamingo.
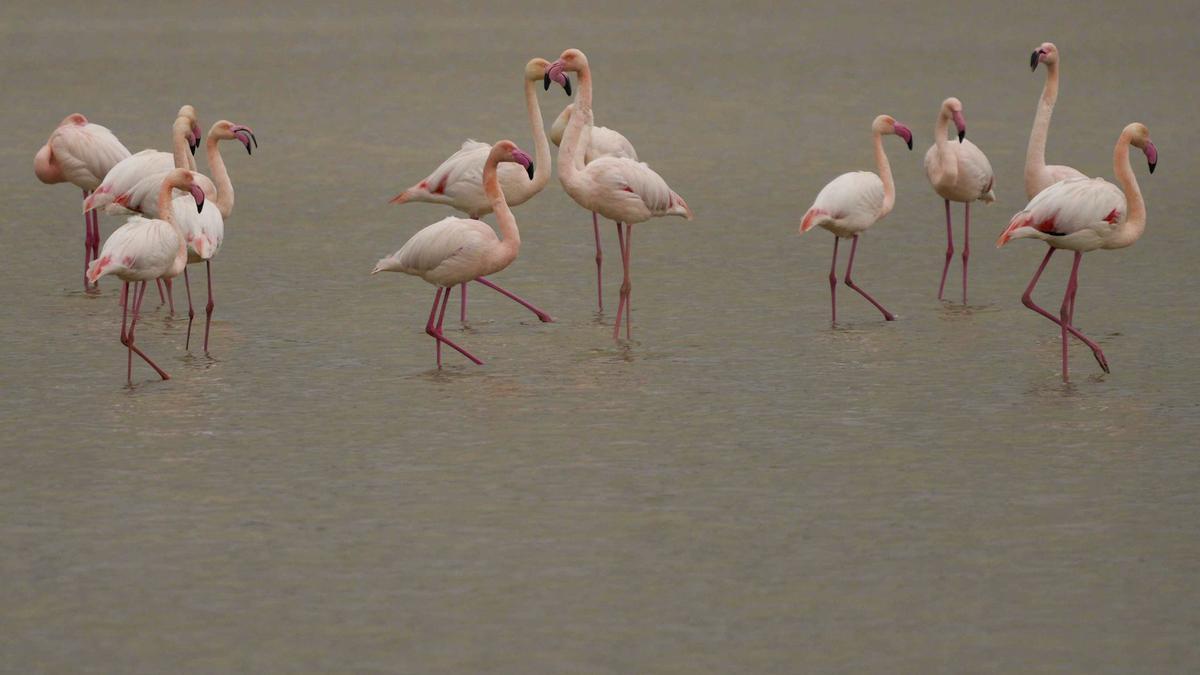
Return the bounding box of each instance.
[924,97,995,304]
[545,49,693,340]
[86,168,207,385]
[1026,42,1086,199]
[799,115,914,324]
[34,113,131,290]
[390,58,558,323]
[997,123,1156,381]
[372,141,552,367]
[113,120,257,351]
[547,102,638,311]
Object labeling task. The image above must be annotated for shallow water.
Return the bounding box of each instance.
[2,1,1199,672]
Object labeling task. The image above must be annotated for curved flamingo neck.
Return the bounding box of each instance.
[873,131,895,217]
[931,109,958,186]
[558,65,593,186]
[205,135,234,218]
[172,120,197,172]
[1107,132,1145,249]
[524,78,551,192]
[1025,61,1060,195]
[483,151,519,261]
[157,180,188,263]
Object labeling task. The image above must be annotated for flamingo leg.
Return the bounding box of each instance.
[424,286,483,367]
[203,260,215,352]
[436,285,451,367]
[425,288,444,367]
[613,222,627,337]
[962,202,971,304]
[593,211,603,312]
[164,278,176,316]
[623,224,633,340]
[155,278,166,305]
[1020,248,1108,373]
[1059,252,1084,382]
[474,277,552,322]
[460,283,468,324]
[123,280,170,382]
[829,236,840,325]
[938,199,954,300]
[121,282,131,382]
[612,222,633,340]
[844,235,896,320]
[82,189,93,290]
[184,267,195,350]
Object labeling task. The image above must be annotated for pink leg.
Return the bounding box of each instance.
[829,236,840,325]
[962,202,971,304]
[424,287,483,366]
[844,235,896,320]
[624,224,633,339]
[123,280,170,382]
[612,222,628,338]
[593,211,604,312]
[1020,248,1109,373]
[89,208,101,289]
[155,278,166,305]
[937,199,953,300]
[203,260,215,352]
[164,278,176,316]
[424,287,444,367]
[82,190,92,290]
[612,222,633,340]
[459,283,468,323]
[121,282,131,383]
[474,277,553,322]
[184,267,196,350]
[436,286,451,367]
[1059,252,1084,382]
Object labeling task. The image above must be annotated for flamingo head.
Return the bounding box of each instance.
[873,115,913,150]
[942,97,966,142]
[60,113,88,127]
[545,49,586,95]
[178,105,201,154]
[210,120,258,155]
[167,168,206,213]
[1031,42,1058,71]
[493,140,534,180]
[1126,123,1157,174]
[527,57,570,95]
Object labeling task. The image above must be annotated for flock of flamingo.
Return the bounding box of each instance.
[34,46,1156,384]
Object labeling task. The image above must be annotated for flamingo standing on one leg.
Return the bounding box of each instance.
[546,49,692,340]
[391,58,559,323]
[1026,42,1086,199]
[34,114,131,290]
[800,115,913,324]
[997,123,1157,381]
[547,102,638,311]
[373,141,552,367]
[87,169,208,385]
[924,97,995,304]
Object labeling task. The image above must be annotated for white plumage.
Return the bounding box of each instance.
[172,195,224,262]
[391,140,542,218]
[802,171,886,238]
[924,138,995,203]
[372,216,501,287]
[87,215,185,283]
[1000,177,1126,252]
[550,103,638,163]
[105,167,216,217]
[35,118,130,191]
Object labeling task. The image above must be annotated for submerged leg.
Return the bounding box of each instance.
[844,235,896,320]
[938,199,954,300]
[612,222,634,340]
[593,211,604,312]
[203,260,215,352]
[424,286,483,366]
[962,202,971,304]
[156,278,166,305]
[1058,253,1082,382]
[184,267,196,350]
[163,278,176,316]
[436,286,451,367]
[613,222,628,338]
[123,280,170,382]
[1020,247,1108,372]
[474,277,553,322]
[829,236,840,325]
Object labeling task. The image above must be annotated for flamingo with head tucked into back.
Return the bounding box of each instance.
[390,58,558,323]
[924,97,995,304]
[34,113,131,290]
[373,141,552,368]
[87,168,208,385]
[1026,42,1086,199]
[997,122,1157,381]
[800,115,913,324]
[545,49,693,340]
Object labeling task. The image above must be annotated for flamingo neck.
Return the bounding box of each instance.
[1107,132,1145,249]
[172,119,197,172]
[157,181,188,261]
[483,151,520,261]
[524,77,551,193]
[873,130,895,217]
[205,135,234,218]
[558,66,593,186]
[1025,62,1060,195]
[932,109,958,186]
[549,104,571,148]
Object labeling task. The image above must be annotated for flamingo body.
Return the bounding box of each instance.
[35,116,130,191]
[88,215,184,283]
[802,171,886,238]
[550,104,638,163]
[924,138,995,204]
[105,167,216,217]
[373,216,503,287]
[391,140,542,217]
[571,157,692,225]
[999,177,1126,252]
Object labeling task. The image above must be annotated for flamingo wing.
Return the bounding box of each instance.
[589,157,690,218]
[86,150,173,211]
[809,172,885,227]
[117,170,217,217]
[172,195,224,261]
[88,216,179,282]
[51,123,131,189]
[587,125,638,163]
[999,177,1125,245]
[373,217,495,280]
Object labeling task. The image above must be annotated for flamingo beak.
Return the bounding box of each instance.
[1031,49,1043,71]
[189,185,206,212]
[186,131,197,155]
[894,123,913,150]
[546,61,570,95]
[232,126,257,155]
[1144,141,1157,173]
[193,123,202,145]
[513,149,534,180]
[952,111,966,143]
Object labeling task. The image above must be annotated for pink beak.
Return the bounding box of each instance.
[952,111,966,142]
[189,185,206,212]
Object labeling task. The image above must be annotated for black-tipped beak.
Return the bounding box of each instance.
[544,73,551,91]
[563,76,572,97]
[958,130,965,143]
[190,141,197,155]
[1148,161,1156,174]
[906,137,913,150]
[196,201,204,213]
[526,162,535,180]
[1031,50,1041,71]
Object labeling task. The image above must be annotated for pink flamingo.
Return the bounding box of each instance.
[548,102,638,311]
[34,113,131,290]
[87,169,208,385]
[800,115,913,324]
[924,97,995,304]
[997,123,1157,381]
[390,58,558,323]
[372,141,552,367]
[546,49,693,340]
[1026,42,1086,199]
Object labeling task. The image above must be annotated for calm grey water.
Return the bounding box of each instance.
[2,1,1198,672]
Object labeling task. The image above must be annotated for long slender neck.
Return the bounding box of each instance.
[158,181,187,264]
[171,120,197,172]
[1107,133,1146,249]
[557,65,592,185]
[483,153,519,259]
[1025,62,1060,191]
[524,78,551,192]
[873,131,895,217]
[205,136,234,218]
[932,110,957,186]
[549,104,571,147]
